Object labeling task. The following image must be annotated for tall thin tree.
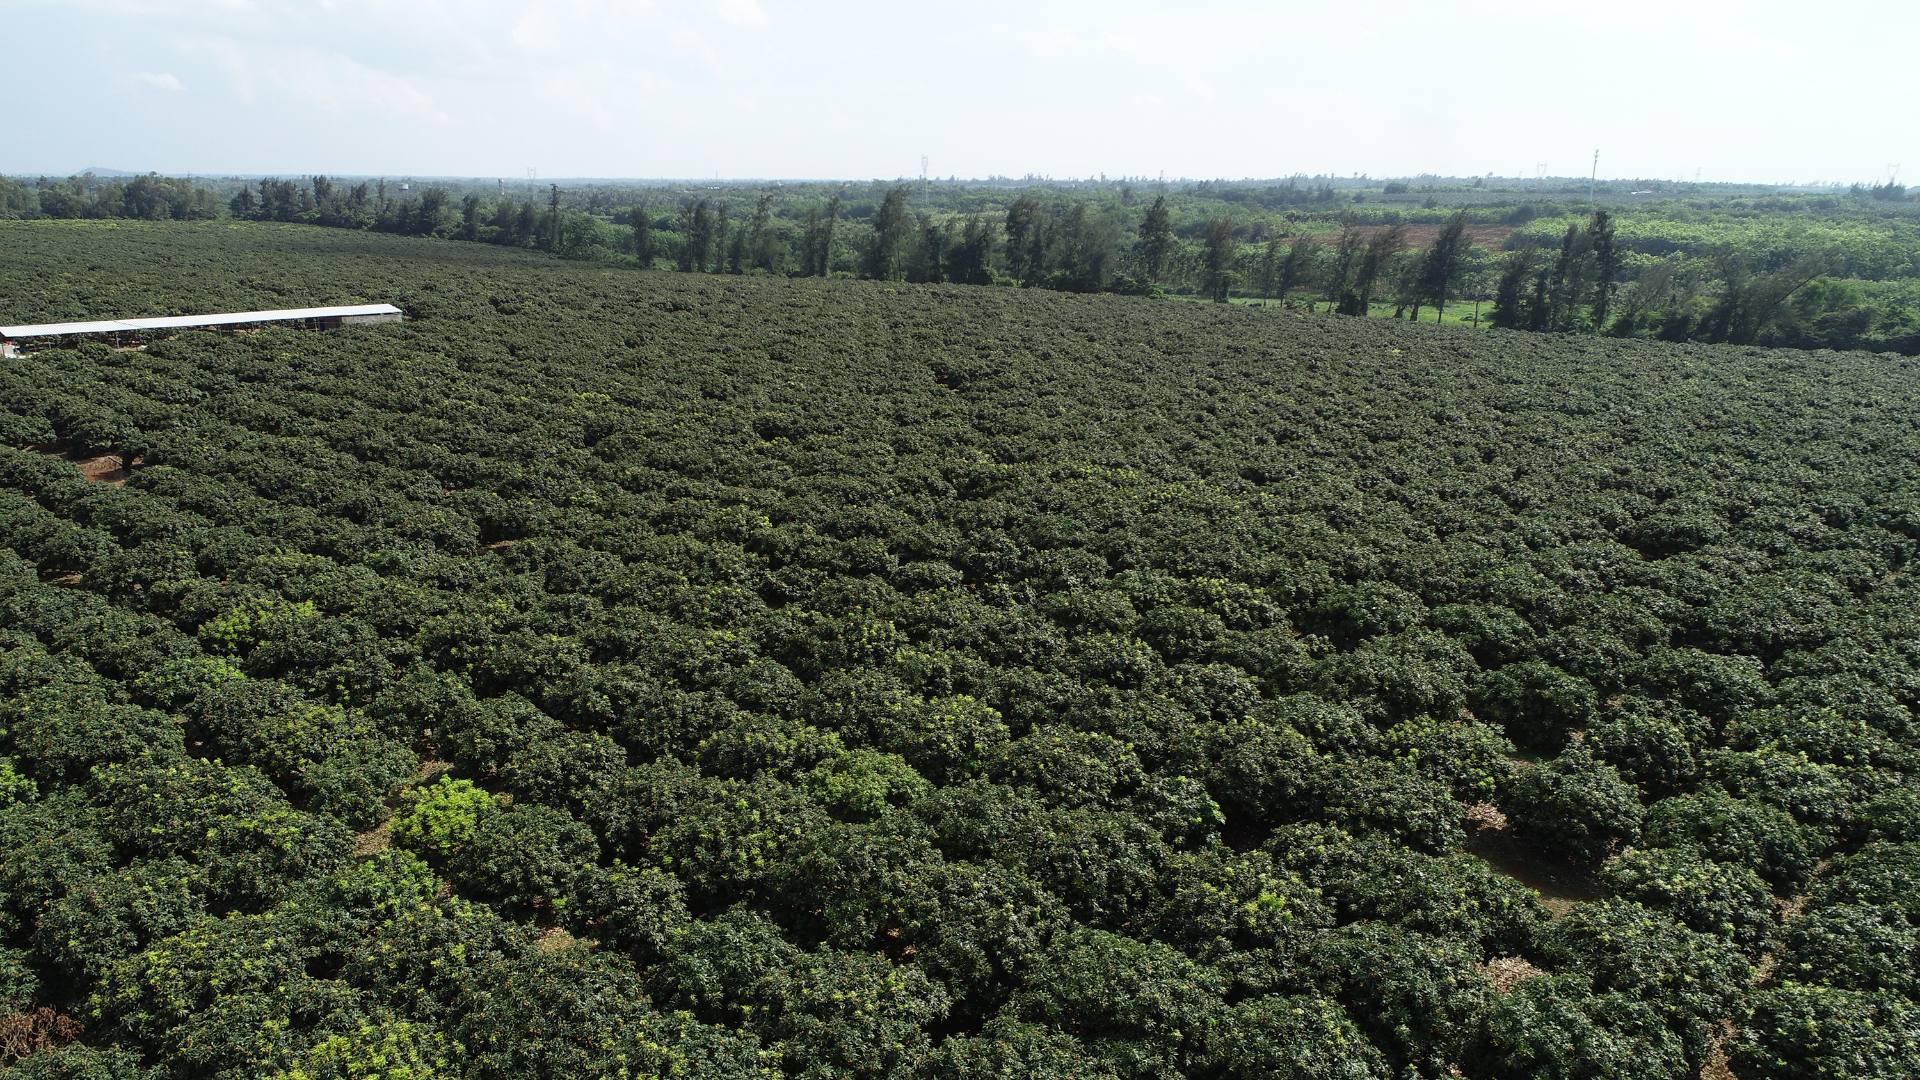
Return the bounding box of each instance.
[1138,194,1174,282]
[1201,217,1236,302]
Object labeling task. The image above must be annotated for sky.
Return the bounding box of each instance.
[4,0,1915,186]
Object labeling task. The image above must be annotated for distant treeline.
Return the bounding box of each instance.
[6,170,1919,356]
[0,173,222,221]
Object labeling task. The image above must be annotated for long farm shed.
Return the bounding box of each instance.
[0,303,403,356]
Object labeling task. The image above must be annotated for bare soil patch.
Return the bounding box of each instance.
[26,442,135,484]
[1462,802,1603,916]
[1700,1019,1738,1080]
[353,819,393,857]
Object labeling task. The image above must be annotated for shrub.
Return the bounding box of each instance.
[1012,928,1225,1077]
[805,748,932,820]
[929,1016,1122,1079]
[1209,994,1388,1079]
[503,729,626,814]
[1457,973,1688,1080]
[267,1019,456,1080]
[1542,899,1750,1059]
[1730,982,1920,1080]
[1377,714,1516,800]
[1470,661,1597,751]
[1774,903,1920,997]
[1504,745,1643,864]
[448,804,599,917]
[391,776,499,860]
[1587,706,1707,794]
[31,857,208,985]
[1641,789,1816,889]
[435,692,561,775]
[1630,647,1772,723]
[1602,848,1776,954]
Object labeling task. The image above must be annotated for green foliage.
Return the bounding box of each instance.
[268,1019,455,1080]
[1297,923,1493,1074]
[806,748,931,819]
[197,596,320,656]
[1272,825,1541,951]
[1209,994,1388,1079]
[1377,714,1516,800]
[451,946,757,1080]
[0,1046,161,1080]
[1459,974,1689,1079]
[1504,745,1644,864]
[1587,705,1706,794]
[436,692,560,775]
[448,803,598,917]
[929,1016,1122,1079]
[565,862,690,963]
[0,943,35,1011]
[31,857,207,985]
[1731,982,1920,1080]
[1012,928,1225,1077]
[1471,661,1597,751]
[1543,899,1751,1059]
[90,908,357,1077]
[1602,847,1777,954]
[391,776,498,860]
[1642,789,1817,889]
[0,757,35,807]
[1775,903,1920,997]
[2,219,1920,1075]
[1813,842,1920,922]
[87,758,350,906]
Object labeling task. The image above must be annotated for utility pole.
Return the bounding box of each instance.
[1589,148,1599,206]
[920,155,929,212]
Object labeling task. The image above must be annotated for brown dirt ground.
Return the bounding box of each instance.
[1461,800,1603,917]
[27,443,134,484]
[1700,1019,1737,1080]
[352,820,393,857]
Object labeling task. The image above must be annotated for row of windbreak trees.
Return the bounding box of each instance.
[12,170,1917,355]
[260,173,1918,354]
[1482,212,1916,350]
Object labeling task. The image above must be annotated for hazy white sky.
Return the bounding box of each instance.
[5,0,1914,185]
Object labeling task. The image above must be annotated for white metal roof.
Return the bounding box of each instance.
[0,304,402,340]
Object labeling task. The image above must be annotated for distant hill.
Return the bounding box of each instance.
[77,166,141,177]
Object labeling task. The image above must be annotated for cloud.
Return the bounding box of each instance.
[712,0,768,28]
[181,35,448,125]
[131,70,185,92]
